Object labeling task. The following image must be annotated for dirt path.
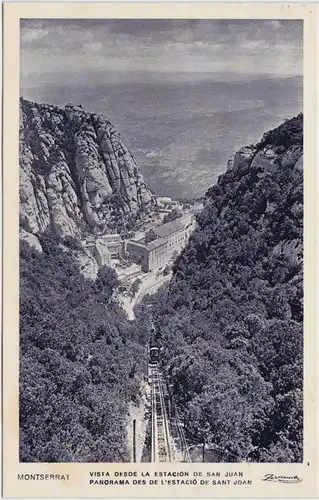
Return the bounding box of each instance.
[119,271,172,320]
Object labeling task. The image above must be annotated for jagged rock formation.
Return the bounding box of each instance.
[19,98,153,238]
[230,140,303,175]
[20,228,43,253]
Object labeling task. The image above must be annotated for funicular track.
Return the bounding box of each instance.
[149,364,172,462]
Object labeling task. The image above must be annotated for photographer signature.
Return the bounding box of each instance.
[262,473,302,484]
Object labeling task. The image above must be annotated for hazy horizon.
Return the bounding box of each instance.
[21,19,302,88]
[20,19,303,198]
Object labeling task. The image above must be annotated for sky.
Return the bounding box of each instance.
[20,19,303,89]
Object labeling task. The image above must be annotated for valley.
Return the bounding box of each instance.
[19,98,303,463]
[22,75,302,199]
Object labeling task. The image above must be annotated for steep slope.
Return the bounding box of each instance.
[20,98,153,238]
[152,114,303,462]
[19,98,155,461]
[20,234,144,462]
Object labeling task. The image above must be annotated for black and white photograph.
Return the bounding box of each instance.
[19,17,304,465]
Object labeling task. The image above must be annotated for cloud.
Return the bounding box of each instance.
[21,27,49,43]
[20,19,303,89]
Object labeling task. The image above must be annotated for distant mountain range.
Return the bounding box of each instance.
[21,75,302,199]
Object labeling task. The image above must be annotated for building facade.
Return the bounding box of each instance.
[100,234,122,257]
[85,240,112,268]
[126,216,195,272]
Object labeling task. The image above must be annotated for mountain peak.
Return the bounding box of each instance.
[19,98,153,238]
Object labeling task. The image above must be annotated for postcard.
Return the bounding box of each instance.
[2,2,318,498]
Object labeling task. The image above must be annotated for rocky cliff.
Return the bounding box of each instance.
[227,116,303,177]
[151,113,304,462]
[224,113,303,265]
[20,98,153,239]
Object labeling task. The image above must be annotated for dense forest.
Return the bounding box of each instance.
[150,114,303,462]
[20,233,146,462]
[20,113,303,463]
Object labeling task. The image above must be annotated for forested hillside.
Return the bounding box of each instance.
[20,234,145,462]
[151,114,303,462]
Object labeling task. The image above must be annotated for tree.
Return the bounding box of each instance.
[130,278,142,297]
[20,239,145,462]
[151,114,303,462]
[163,208,182,224]
[94,266,119,300]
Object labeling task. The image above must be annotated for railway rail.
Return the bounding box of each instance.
[149,364,172,462]
[147,307,191,463]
